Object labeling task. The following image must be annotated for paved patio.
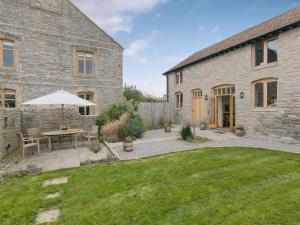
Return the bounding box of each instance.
[109,127,300,160]
[7,143,112,173]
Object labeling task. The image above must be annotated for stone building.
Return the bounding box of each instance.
[164,7,300,143]
[0,0,123,160]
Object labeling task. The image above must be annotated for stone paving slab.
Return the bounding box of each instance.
[36,209,60,224]
[46,192,61,199]
[43,177,68,187]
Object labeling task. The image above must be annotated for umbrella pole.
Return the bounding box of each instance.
[62,104,64,127]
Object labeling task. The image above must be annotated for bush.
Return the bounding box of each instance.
[123,86,144,102]
[125,113,144,139]
[96,100,136,130]
[180,126,193,140]
[97,100,144,141]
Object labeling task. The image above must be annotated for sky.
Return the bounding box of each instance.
[72,0,300,97]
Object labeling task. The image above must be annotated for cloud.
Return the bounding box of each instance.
[124,30,158,64]
[209,26,219,34]
[71,0,167,34]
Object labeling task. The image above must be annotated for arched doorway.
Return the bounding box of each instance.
[191,89,202,123]
[208,85,235,130]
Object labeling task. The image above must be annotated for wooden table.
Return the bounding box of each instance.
[42,129,83,151]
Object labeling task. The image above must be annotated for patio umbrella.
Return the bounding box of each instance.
[22,90,95,127]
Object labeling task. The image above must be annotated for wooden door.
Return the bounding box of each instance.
[208,96,218,128]
[230,95,235,130]
[192,97,201,123]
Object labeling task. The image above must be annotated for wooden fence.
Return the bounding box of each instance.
[138,102,174,129]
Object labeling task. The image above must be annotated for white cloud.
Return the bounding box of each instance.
[124,30,158,64]
[71,0,167,34]
[209,26,219,34]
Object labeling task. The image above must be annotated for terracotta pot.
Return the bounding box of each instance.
[165,126,171,133]
[235,129,245,137]
[123,141,133,152]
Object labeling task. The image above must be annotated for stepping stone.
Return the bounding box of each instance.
[36,209,60,224]
[43,177,68,187]
[46,192,61,199]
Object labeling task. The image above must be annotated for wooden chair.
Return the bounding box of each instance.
[83,125,99,145]
[18,133,40,159]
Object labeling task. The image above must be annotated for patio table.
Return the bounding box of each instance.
[42,129,83,151]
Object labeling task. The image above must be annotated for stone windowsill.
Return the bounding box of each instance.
[250,107,281,112]
[251,62,279,71]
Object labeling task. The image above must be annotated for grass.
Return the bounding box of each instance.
[1,147,300,225]
[184,136,211,143]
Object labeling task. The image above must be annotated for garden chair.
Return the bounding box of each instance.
[27,128,48,144]
[83,125,99,145]
[18,132,40,159]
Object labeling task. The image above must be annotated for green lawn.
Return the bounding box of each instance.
[1,148,300,225]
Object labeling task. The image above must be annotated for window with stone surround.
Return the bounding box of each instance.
[254,38,278,67]
[175,92,183,109]
[78,92,94,115]
[0,89,16,108]
[76,52,95,77]
[252,78,278,108]
[175,71,183,85]
[0,40,15,70]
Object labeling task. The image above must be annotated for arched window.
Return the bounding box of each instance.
[77,92,94,115]
[0,89,16,108]
[192,89,202,98]
[213,84,235,96]
[0,40,15,69]
[175,92,183,109]
[252,78,278,108]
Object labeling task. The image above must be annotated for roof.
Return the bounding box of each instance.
[164,6,300,75]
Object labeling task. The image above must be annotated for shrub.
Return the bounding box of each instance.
[96,99,136,130]
[102,113,128,142]
[180,126,193,140]
[123,86,144,102]
[125,113,144,139]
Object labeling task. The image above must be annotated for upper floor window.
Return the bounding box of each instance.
[78,92,94,115]
[175,71,183,85]
[0,89,16,108]
[175,92,183,109]
[254,38,277,67]
[252,78,278,108]
[0,40,15,69]
[77,52,94,77]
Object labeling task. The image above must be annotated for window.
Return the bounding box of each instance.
[78,92,94,115]
[175,92,183,109]
[175,71,183,85]
[76,52,94,77]
[0,89,16,108]
[253,78,278,108]
[0,40,15,69]
[192,89,202,98]
[213,85,235,96]
[254,38,277,67]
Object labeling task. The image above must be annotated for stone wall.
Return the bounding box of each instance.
[167,27,300,143]
[21,108,97,134]
[0,109,21,160]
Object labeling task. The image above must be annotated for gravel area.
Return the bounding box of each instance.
[109,129,300,160]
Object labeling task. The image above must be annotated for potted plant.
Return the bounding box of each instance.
[123,136,134,152]
[164,120,172,133]
[235,124,245,137]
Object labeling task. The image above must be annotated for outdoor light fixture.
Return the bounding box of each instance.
[240,91,245,99]
[205,95,208,101]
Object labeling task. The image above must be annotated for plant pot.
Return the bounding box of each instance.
[165,126,171,133]
[123,141,133,152]
[235,129,245,137]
